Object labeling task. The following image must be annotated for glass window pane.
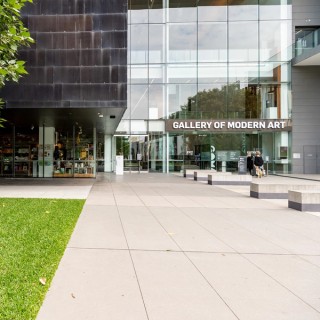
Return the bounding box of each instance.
[149,0,165,23]
[227,83,248,119]
[169,23,197,62]
[130,24,148,64]
[169,0,197,22]
[168,64,197,84]
[198,22,227,62]
[149,64,165,83]
[228,0,258,21]
[197,84,228,119]
[260,62,289,83]
[260,21,292,62]
[130,65,148,84]
[168,84,197,118]
[129,0,148,24]
[130,85,149,119]
[259,1,292,20]
[149,85,165,119]
[229,22,258,61]
[121,106,131,120]
[198,0,227,22]
[228,63,259,83]
[261,84,279,119]
[149,24,164,63]
[116,120,130,132]
[198,63,227,84]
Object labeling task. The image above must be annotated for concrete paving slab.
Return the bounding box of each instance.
[68,205,127,249]
[180,207,290,254]
[149,206,235,253]
[117,206,180,251]
[299,255,320,268]
[114,194,145,206]
[187,252,320,320]
[85,192,116,205]
[244,254,320,312]
[139,195,175,207]
[36,249,148,320]
[131,251,239,320]
[163,195,206,207]
[216,209,320,255]
[187,196,232,208]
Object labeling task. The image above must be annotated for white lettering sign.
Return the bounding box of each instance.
[169,120,289,132]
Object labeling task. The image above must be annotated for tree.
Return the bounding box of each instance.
[0,0,34,127]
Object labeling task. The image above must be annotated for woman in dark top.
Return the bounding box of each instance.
[254,151,264,167]
[247,152,253,175]
[254,151,264,177]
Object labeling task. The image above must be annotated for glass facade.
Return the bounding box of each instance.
[120,0,293,173]
[0,124,96,178]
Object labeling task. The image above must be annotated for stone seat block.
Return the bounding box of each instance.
[208,174,252,185]
[250,182,319,199]
[288,190,320,212]
[194,170,230,181]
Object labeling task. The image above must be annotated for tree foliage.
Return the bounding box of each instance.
[0,0,34,126]
[170,83,261,120]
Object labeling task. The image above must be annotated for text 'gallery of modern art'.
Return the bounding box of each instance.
[0,0,320,178]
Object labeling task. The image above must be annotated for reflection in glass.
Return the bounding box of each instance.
[149,24,165,63]
[129,0,148,24]
[228,62,259,83]
[169,0,197,23]
[198,0,227,22]
[260,20,292,62]
[228,0,258,21]
[168,84,197,118]
[198,22,227,62]
[149,85,165,119]
[130,65,148,84]
[229,21,258,61]
[259,1,292,20]
[169,23,197,62]
[260,62,282,83]
[130,85,149,119]
[149,0,165,23]
[149,65,165,83]
[196,85,228,119]
[167,64,197,84]
[130,24,149,64]
[198,63,227,84]
[149,133,165,172]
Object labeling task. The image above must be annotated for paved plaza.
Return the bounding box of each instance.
[1,173,320,319]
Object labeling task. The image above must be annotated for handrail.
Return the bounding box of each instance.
[295,27,320,58]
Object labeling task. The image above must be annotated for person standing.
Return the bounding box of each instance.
[246,151,253,175]
[254,151,264,177]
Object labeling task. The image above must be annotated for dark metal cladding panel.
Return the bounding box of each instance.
[1,0,128,109]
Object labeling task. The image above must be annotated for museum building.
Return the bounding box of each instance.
[0,0,320,177]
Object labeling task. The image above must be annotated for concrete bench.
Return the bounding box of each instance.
[250,182,320,199]
[183,166,200,178]
[288,190,320,212]
[184,169,215,179]
[184,169,197,179]
[208,174,252,185]
[194,170,232,181]
[194,170,221,181]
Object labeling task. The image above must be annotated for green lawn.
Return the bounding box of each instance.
[0,198,85,320]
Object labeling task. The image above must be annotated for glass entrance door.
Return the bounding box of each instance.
[114,135,149,172]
